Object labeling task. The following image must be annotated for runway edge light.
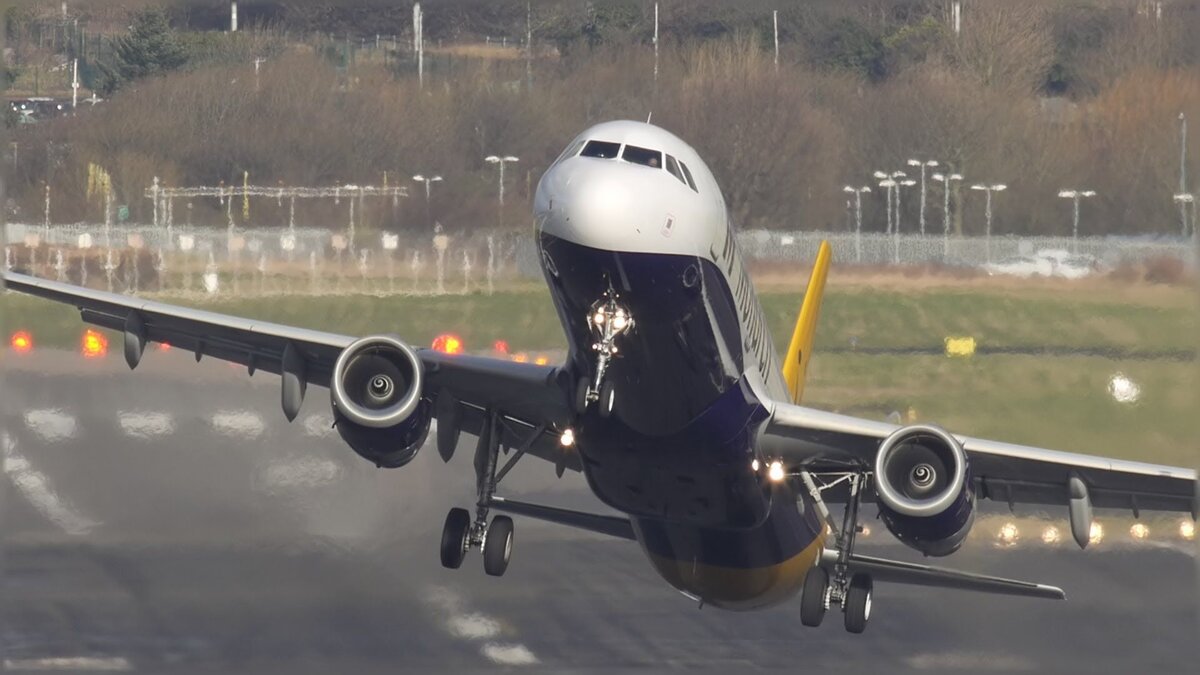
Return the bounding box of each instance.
[10,330,33,353]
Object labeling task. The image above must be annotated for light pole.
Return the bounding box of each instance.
[844,185,871,263]
[1057,189,1096,254]
[931,172,963,259]
[971,184,1007,263]
[894,178,916,264]
[907,159,939,235]
[485,155,519,227]
[873,170,907,234]
[412,173,442,226]
[1174,193,1194,237]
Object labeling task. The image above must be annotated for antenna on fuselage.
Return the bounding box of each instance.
[646,111,653,124]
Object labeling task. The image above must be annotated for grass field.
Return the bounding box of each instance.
[3,274,1196,466]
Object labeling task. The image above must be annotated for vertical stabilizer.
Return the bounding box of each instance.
[781,241,831,403]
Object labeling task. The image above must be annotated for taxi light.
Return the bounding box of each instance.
[1180,520,1195,541]
[767,461,785,483]
[493,339,509,355]
[860,524,871,537]
[1089,521,1104,546]
[432,333,464,355]
[593,311,606,325]
[560,428,575,447]
[82,329,108,358]
[10,331,33,353]
[751,459,760,472]
[1130,523,1149,540]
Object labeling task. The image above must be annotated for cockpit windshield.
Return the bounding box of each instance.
[580,140,621,159]
[622,144,662,168]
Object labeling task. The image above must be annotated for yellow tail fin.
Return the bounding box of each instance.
[781,241,832,403]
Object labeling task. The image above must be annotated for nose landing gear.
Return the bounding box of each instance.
[574,290,633,417]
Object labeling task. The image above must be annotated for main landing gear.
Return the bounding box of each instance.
[440,408,535,577]
[798,471,875,634]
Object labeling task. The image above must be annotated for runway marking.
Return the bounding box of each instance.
[260,457,343,490]
[302,413,336,438]
[2,431,100,536]
[117,410,176,440]
[3,656,132,671]
[22,408,79,443]
[905,651,1035,671]
[210,410,266,438]
[424,586,541,666]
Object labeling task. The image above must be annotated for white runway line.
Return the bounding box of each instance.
[424,586,541,666]
[22,408,79,443]
[117,410,176,440]
[2,431,100,536]
[3,656,132,671]
[210,410,266,439]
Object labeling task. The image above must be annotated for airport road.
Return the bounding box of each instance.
[2,350,1195,673]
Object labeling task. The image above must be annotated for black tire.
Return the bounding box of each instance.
[574,377,591,415]
[483,515,514,577]
[800,566,828,627]
[598,380,616,418]
[440,507,471,569]
[843,573,873,634]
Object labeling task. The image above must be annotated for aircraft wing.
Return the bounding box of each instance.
[2,272,580,471]
[760,400,1196,515]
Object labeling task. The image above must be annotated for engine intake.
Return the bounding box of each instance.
[330,335,430,468]
[874,424,975,557]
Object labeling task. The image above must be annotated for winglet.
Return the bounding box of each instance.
[781,241,831,403]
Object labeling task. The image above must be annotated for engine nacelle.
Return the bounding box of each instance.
[330,335,430,468]
[874,424,975,557]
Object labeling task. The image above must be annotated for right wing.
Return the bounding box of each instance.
[3,272,581,472]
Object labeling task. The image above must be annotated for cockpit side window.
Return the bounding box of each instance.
[622,144,662,168]
[580,140,621,159]
[665,155,687,186]
[554,139,586,165]
[678,161,699,192]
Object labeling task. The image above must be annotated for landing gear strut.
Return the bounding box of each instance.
[440,409,536,576]
[574,289,633,416]
[798,471,875,633]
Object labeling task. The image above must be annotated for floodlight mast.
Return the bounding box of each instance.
[1173,192,1195,237]
[970,183,1007,263]
[844,185,872,263]
[907,159,939,235]
[485,155,520,227]
[874,170,907,235]
[932,172,963,260]
[1057,189,1097,254]
[413,174,443,226]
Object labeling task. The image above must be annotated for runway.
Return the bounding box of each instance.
[2,350,1195,673]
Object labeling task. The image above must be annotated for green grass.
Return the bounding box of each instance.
[3,284,1194,465]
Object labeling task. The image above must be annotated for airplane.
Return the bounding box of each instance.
[3,120,1196,634]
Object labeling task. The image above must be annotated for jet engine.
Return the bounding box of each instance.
[873,424,975,557]
[330,335,431,468]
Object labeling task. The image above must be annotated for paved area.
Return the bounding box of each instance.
[2,351,1195,672]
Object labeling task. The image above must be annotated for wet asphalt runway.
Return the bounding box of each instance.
[2,350,1196,673]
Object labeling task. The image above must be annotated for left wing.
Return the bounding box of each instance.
[3,272,579,471]
[761,400,1197,516]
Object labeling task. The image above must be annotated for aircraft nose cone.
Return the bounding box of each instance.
[537,159,654,249]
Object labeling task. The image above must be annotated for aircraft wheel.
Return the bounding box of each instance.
[483,515,514,577]
[574,377,591,415]
[843,573,873,634]
[598,381,616,418]
[800,566,828,627]
[440,507,471,569]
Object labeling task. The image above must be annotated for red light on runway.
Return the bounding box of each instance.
[10,331,33,353]
[432,333,464,355]
[82,329,108,358]
[493,339,509,355]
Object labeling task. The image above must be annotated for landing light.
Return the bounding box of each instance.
[1180,520,1195,541]
[82,329,108,358]
[1130,523,1149,540]
[1041,526,1061,545]
[767,460,785,483]
[10,331,33,353]
[1089,521,1104,546]
[998,522,1019,545]
[593,311,606,326]
[560,428,575,447]
[860,525,871,537]
[751,459,760,472]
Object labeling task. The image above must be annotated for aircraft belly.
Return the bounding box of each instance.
[632,489,826,611]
